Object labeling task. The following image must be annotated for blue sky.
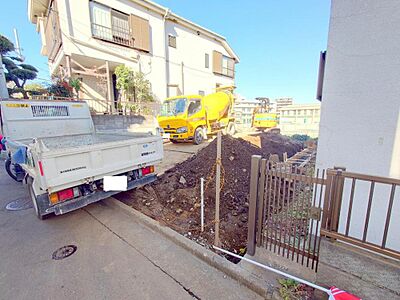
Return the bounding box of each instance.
[0,1,51,86]
[0,1,331,103]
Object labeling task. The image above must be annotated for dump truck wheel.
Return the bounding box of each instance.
[227,122,236,136]
[5,158,23,182]
[27,177,48,220]
[194,127,204,145]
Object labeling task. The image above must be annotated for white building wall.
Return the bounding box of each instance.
[165,22,234,97]
[316,0,400,251]
[45,0,235,102]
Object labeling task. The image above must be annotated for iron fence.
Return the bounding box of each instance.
[321,169,400,260]
[26,96,160,117]
[248,155,400,273]
[91,23,133,48]
[248,156,326,271]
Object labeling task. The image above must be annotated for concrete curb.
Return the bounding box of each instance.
[106,197,280,299]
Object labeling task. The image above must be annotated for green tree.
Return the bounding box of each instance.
[114,65,154,103]
[69,77,81,98]
[0,34,38,98]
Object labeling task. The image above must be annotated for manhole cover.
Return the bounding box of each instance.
[52,245,77,260]
[5,197,33,211]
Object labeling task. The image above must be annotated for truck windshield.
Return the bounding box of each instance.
[160,98,187,116]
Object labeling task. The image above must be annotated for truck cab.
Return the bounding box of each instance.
[158,95,206,144]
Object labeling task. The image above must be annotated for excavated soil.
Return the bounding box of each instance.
[116,133,303,260]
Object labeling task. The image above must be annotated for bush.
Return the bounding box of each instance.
[291,134,312,143]
[47,80,73,97]
[114,65,154,102]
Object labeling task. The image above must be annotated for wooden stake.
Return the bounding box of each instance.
[214,131,222,246]
[200,177,204,232]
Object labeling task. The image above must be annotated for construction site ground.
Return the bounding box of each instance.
[0,158,264,300]
[116,132,303,260]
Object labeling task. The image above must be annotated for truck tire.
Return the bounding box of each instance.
[170,139,179,144]
[193,127,204,145]
[27,177,49,220]
[5,158,23,182]
[226,122,236,136]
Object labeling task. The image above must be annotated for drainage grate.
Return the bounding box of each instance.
[52,245,77,260]
[5,197,33,211]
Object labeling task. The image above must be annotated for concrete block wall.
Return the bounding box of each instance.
[92,114,159,134]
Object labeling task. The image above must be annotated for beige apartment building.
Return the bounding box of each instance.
[278,103,320,138]
[275,97,293,113]
[233,97,259,128]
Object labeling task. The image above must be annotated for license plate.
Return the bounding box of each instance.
[163,133,170,139]
[103,175,127,191]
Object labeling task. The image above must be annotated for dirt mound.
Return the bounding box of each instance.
[116,133,303,257]
[242,132,303,160]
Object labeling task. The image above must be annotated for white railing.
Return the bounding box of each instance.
[29,96,160,116]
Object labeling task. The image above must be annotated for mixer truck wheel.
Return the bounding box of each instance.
[226,122,236,136]
[193,127,204,145]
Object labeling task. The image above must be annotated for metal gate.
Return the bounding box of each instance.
[247,155,327,272]
[247,155,400,272]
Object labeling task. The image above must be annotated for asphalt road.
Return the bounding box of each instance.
[0,143,261,300]
[157,141,210,174]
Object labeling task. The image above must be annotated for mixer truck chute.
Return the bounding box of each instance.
[158,90,236,144]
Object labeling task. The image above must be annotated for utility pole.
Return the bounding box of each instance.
[13,29,24,61]
[0,54,9,99]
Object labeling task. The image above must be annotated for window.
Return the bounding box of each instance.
[222,55,234,77]
[111,10,130,45]
[32,105,69,117]
[212,51,235,78]
[90,1,131,47]
[168,35,176,48]
[198,90,205,96]
[188,99,202,116]
[205,53,209,68]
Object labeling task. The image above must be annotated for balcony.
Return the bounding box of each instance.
[91,23,133,48]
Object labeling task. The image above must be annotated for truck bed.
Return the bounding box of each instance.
[40,133,151,151]
[29,132,163,193]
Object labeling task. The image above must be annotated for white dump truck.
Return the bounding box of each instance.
[0,100,163,219]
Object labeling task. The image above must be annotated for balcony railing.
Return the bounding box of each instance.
[30,96,160,116]
[91,23,133,48]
